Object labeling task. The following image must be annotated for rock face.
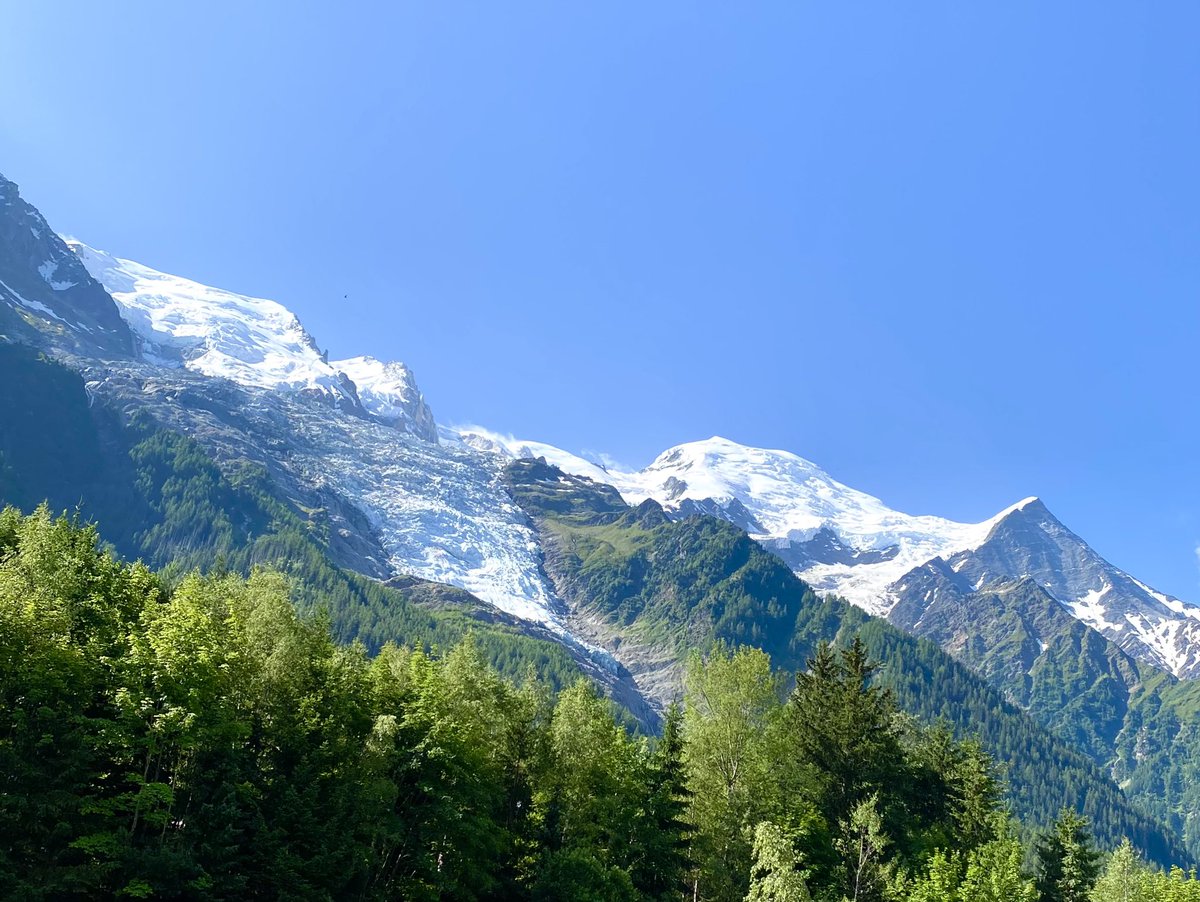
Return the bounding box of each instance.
[0,174,134,357]
[332,355,438,442]
[937,500,1200,678]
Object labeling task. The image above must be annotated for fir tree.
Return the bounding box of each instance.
[1035,810,1102,902]
[631,702,692,900]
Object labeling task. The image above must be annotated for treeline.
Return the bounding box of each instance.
[510,460,1187,865]
[0,506,1194,901]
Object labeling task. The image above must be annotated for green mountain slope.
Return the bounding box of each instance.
[503,457,1189,866]
[889,556,1200,854]
[0,343,582,690]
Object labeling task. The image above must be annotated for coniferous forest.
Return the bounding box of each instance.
[4,506,1200,902]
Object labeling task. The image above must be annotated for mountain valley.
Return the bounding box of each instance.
[4,169,1200,862]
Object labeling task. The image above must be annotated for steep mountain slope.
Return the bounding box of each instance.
[0,175,134,357]
[502,457,1188,866]
[0,173,581,644]
[68,240,438,439]
[889,554,1200,852]
[471,431,1200,680]
[944,499,1200,677]
[0,343,677,724]
[503,457,817,704]
[80,359,562,625]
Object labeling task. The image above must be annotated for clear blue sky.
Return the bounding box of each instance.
[3,3,1198,598]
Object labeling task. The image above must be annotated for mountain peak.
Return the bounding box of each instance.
[0,175,134,358]
[994,495,1046,519]
[332,355,437,442]
[65,239,437,440]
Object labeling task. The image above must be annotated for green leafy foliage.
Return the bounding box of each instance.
[506,457,1189,869]
[2,509,1197,900]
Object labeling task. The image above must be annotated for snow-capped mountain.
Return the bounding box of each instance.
[333,355,438,442]
[465,430,1200,678]
[943,499,1200,677]
[68,241,437,441]
[6,168,1200,682]
[455,430,1021,612]
[68,241,355,399]
[47,240,550,621]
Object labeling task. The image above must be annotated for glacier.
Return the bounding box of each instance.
[61,234,1200,679]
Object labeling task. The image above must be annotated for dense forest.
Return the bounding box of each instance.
[4,507,1200,901]
[505,460,1189,865]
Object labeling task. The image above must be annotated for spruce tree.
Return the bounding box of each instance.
[631,702,692,900]
[785,638,906,835]
[1034,810,1101,902]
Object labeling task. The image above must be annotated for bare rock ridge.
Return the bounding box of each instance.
[0,174,134,357]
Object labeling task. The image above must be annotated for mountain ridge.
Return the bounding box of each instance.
[4,172,1200,856]
[470,429,1200,679]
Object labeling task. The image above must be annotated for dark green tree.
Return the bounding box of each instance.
[1034,809,1101,902]
[630,702,692,900]
[785,639,907,833]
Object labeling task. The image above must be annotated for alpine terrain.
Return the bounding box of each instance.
[4,168,1200,880]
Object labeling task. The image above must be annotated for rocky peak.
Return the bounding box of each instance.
[331,355,438,443]
[0,174,134,357]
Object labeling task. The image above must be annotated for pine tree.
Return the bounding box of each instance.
[1035,810,1101,902]
[631,702,692,900]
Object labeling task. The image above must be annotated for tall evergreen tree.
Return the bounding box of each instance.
[785,639,907,836]
[631,702,692,900]
[1035,810,1102,902]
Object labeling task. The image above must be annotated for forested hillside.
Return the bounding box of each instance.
[0,344,583,689]
[890,565,1200,855]
[505,459,1189,866]
[4,507,1197,902]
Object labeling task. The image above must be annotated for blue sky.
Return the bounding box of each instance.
[3,2,1198,598]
